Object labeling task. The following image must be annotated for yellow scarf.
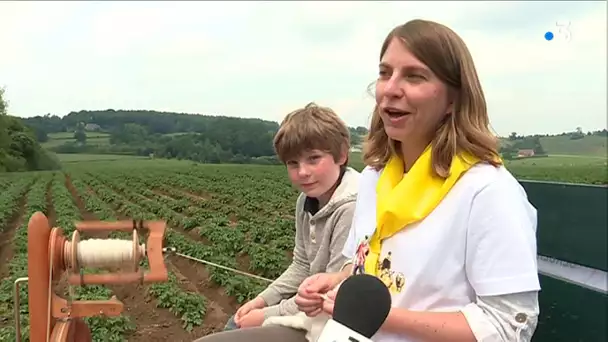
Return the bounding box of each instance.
[364,145,481,276]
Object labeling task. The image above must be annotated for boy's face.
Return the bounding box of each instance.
[286,149,345,199]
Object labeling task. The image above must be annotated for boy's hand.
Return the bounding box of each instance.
[236,309,265,328]
[234,297,266,325]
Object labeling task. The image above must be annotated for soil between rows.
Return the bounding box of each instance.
[65,174,207,341]
[0,189,29,329]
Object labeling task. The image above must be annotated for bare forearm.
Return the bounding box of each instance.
[340,263,352,276]
[333,263,352,284]
[259,259,309,303]
[383,308,476,342]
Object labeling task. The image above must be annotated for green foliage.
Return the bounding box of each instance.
[0,88,6,116]
[0,90,61,172]
[73,123,87,143]
[22,110,280,163]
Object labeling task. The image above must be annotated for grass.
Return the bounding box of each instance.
[56,153,149,163]
[48,132,110,139]
[43,131,607,157]
[539,135,607,157]
[38,130,606,184]
[499,135,607,158]
[42,132,111,148]
[507,155,606,167]
[504,155,606,185]
[48,152,607,185]
[348,152,606,185]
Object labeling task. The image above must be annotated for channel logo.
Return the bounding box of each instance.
[544,21,572,42]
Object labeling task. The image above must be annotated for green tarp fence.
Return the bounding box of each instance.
[522,180,607,342]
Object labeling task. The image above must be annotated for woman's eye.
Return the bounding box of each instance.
[406,74,426,81]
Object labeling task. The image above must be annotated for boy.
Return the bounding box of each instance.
[225,102,360,330]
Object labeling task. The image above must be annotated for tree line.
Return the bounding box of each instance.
[508,127,608,142]
[4,94,605,172]
[21,109,369,165]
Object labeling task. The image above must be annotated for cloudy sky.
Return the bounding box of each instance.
[1,1,606,136]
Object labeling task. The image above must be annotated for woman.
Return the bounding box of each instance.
[195,18,540,342]
[296,18,541,342]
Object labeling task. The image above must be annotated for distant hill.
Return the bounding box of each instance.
[20,109,369,165]
[18,108,606,166]
[536,135,607,157]
[21,109,280,164]
[500,131,607,157]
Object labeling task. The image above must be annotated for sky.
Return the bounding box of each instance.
[0,1,606,137]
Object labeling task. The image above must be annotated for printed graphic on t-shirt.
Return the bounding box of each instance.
[353,237,405,294]
[376,251,405,294]
[352,235,370,275]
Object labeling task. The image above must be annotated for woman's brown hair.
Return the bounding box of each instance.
[363,19,501,177]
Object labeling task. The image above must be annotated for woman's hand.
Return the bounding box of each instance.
[295,272,347,317]
[321,286,338,315]
[234,296,266,326]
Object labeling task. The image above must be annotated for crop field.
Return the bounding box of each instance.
[0,155,606,341]
[502,155,607,185]
[0,161,299,341]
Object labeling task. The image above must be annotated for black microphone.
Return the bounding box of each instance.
[317,274,392,342]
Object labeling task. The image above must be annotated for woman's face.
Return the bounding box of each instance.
[375,37,453,147]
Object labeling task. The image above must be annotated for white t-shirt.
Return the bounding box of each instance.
[342,163,541,342]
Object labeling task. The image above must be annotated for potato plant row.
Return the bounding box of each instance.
[0,173,49,341]
[68,175,208,335]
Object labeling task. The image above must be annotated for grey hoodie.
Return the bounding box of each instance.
[259,166,360,319]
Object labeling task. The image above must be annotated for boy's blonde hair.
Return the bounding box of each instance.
[274,102,350,165]
[363,19,501,177]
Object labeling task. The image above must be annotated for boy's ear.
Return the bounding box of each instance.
[338,147,349,166]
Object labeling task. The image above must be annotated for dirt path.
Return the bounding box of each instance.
[170,256,233,333]
[65,174,221,340]
[95,177,236,334]
[0,177,32,328]
[0,194,27,276]
[127,189,235,330]
[0,192,29,333]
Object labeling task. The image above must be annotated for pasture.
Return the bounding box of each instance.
[42,132,111,149]
[0,153,606,341]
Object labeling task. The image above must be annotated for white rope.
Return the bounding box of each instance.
[164,248,273,283]
[77,239,142,268]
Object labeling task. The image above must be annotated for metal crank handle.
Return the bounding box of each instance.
[14,277,28,342]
